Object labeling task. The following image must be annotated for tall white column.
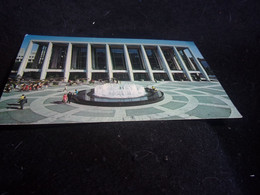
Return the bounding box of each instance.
[106,44,113,80]
[86,43,92,81]
[64,43,72,82]
[157,46,174,81]
[123,44,134,81]
[140,45,154,81]
[173,46,193,81]
[17,41,34,77]
[40,42,53,80]
[188,48,210,81]
[173,56,182,70]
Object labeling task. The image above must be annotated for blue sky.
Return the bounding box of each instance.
[20,34,204,58]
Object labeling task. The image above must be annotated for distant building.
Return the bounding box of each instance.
[15,48,25,62]
[12,37,214,82]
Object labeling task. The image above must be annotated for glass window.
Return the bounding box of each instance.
[128,48,145,70]
[69,72,87,80]
[23,72,41,80]
[173,73,189,81]
[92,46,106,70]
[92,73,109,81]
[49,44,68,69]
[191,73,205,81]
[113,73,130,81]
[153,73,170,81]
[133,73,150,81]
[110,47,126,70]
[46,72,64,80]
[161,47,182,70]
[177,48,199,71]
[145,48,163,70]
[26,43,48,69]
[71,45,87,70]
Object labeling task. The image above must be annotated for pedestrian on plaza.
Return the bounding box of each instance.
[67,92,73,104]
[63,86,68,92]
[62,93,68,103]
[74,89,78,96]
[18,94,27,110]
[151,86,157,93]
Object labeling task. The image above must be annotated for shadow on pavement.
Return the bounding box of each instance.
[51,101,64,104]
[6,106,20,109]
[6,103,20,109]
[7,103,20,106]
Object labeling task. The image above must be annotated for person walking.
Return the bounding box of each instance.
[18,94,27,110]
[63,86,68,92]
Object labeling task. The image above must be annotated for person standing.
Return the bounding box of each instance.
[62,94,68,103]
[67,92,72,104]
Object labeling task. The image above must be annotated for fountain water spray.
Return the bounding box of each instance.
[94,83,146,98]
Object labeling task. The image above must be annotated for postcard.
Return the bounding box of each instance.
[0,34,242,125]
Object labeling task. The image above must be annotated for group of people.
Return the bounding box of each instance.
[19,82,44,91]
[62,89,78,104]
[16,88,79,110]
[4,81,46,93]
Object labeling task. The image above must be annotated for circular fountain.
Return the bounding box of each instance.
[94,83,146,98]
[73,83,164,107]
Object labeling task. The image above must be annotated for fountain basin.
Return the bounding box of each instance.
[72,83,164,107]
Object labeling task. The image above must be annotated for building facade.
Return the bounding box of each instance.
[12,37,212,82]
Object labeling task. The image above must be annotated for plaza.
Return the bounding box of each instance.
[0,81,241,125]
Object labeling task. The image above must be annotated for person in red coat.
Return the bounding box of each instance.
[62,94,68,103]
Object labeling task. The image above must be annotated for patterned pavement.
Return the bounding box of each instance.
[0,81,242,125]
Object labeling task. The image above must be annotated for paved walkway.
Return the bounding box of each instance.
[0,81,241,125]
